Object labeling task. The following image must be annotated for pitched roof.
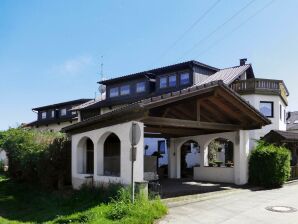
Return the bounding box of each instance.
[32,99,92,111]
[98,60,219,85]
[63,80,271,133]
[264,130,298,142]
[198,64,253,85]
[287,111,298,131]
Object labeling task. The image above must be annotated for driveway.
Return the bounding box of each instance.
[159,182,298,224]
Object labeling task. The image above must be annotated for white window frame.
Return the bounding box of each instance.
[60,108,67,116]
[41,111,47,119]
[51,110,55,118]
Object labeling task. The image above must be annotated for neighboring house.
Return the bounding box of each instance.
[61,59,289,189]
[287,111,298,132]
[26,99,92,132]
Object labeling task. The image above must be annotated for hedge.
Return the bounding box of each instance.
[249,141,291,188]
[0,128,71,189]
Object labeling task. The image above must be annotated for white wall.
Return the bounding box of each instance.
[32,121,78,132]
[241,94,287,150]
[71,121,144,189]
[194,167,234,183]
[168,130,250,185]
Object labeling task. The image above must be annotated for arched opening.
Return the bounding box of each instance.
[77,137,94,174]
[104,133,121,177]
[207,138,234,167]
[180,140,200,178]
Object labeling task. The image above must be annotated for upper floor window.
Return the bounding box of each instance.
[51,110,55,118]
[72,111,77,115]
[260,101,273,118]
[180,72,190,85]
[169,74,177,87]
[280,104,282,120]
[110,87,119,98]
[60,108,67,116]
[160,76,167,88]
[120,85,130,96]
[41,112,47,119]
[136,82,145,93]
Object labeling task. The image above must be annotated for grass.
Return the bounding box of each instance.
[0,175,167,224]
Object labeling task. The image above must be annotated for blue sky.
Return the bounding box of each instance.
[0,0,297,130]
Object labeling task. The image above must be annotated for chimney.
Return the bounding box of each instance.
[240,58,247,66]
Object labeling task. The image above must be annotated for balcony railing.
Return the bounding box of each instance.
[230,78,288,104]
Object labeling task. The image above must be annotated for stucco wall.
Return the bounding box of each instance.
[168,130,249,185]
[241,94,287,150]
[71,121,144,189]
[32,121,77,132]
[194,167,234,183]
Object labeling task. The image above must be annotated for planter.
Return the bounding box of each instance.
[214,161,223,167]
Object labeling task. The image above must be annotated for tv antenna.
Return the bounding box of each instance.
[98,55,106,100]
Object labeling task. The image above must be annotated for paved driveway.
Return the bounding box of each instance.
[159,182,298,224]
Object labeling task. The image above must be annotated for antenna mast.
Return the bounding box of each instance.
[98,56,106,100]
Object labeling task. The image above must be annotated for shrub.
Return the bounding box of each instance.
[0,128,71,189]
[249,141,291,188]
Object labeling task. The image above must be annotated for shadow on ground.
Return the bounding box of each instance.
[159,178,240,198]
[0,176,118,223]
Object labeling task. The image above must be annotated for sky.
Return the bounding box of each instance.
[0,0,298,130]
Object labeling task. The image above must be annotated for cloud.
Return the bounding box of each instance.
[51,55,93,76]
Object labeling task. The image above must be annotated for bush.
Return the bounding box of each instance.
[0,128,71,189]
[249,141,291,188]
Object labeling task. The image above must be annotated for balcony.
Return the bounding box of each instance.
[230,78,288,105]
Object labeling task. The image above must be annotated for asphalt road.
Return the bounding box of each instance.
[159,182,298,224]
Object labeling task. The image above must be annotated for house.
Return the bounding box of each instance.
[26,99,92,132]
[287,111,298,132]
[61,59,289,189]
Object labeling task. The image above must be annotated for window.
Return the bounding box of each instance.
[110,87,119,98]
[159,76,167,88]
[51,110,55,118]
[169,74,176,87]
[136,82,145,93]
[120,85,130,95]
[72,111,77,115]
[284,109,286,123]
[180,72,190,85]
[60,108,67,116]
[280,105,282,120]
[41,112,47,119]
[260,101,274,117]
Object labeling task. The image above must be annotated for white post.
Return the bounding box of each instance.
[234,130,250,185]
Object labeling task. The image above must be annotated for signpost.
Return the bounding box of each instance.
[129,122,141,203]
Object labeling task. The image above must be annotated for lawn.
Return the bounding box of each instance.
[0,175,167,224]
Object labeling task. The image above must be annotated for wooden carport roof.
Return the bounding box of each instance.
[63,81,271,137]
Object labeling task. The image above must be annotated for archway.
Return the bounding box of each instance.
[103,133,121,177]
[77,137,94,174]
[180,140,200,178]
[207,138,234,167]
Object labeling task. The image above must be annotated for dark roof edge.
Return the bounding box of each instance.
[98,60,219,85]
[32,99,93,111]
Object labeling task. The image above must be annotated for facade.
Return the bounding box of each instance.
[26,99,92,132]
[62,59,289,189]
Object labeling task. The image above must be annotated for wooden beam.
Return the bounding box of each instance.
[141,116,241,131]
[144,126,204,137]
[197,100,201,121]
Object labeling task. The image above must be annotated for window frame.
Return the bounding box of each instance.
[109,87,119,98]
[41,111,47,119]
[259,101,274,118]
[120,84,130,96]
[168,74,177,87]
[51,110,55,118]
[136,81,146,93]
[159,76,168,89]
[180,72,190,85]
[60,108,67,116]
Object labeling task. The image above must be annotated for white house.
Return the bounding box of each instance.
[62,59,289,189]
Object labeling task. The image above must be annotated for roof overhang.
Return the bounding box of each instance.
[63,81,271,136]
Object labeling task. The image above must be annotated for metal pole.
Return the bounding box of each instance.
[131,123,135,203]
